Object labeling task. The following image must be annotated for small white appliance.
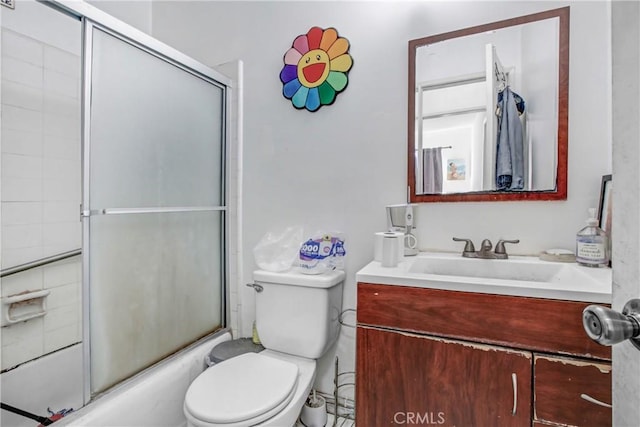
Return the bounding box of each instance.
[386,204,418,256]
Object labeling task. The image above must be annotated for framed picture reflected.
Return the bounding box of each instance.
[597,174,612,266]
[598,174,612,233]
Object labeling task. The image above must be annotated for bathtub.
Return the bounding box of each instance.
[55,331,231,427]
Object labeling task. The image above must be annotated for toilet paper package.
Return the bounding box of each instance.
[298,232,346,275]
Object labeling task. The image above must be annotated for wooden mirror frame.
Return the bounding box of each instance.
[408,7,569,203]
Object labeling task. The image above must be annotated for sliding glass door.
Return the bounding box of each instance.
[84,25,226,394]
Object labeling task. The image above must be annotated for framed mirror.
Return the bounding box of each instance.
[408,7,569,202]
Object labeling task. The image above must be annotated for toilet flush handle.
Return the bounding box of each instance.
[246,283,263,293]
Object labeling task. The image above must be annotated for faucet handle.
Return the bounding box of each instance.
[453,237,475,254]
[495,239,520,255]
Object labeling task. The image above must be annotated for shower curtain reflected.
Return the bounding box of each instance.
[85,26,226,394]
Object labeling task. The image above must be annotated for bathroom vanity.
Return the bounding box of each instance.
[355,253,612,427]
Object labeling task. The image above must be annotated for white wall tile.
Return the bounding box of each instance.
[2,224,43,249]
[42,157,77,181]
[44,69,79,100]
[43,258,81,289]
[43,323,81,354]
[1,129,42,156]
[42,222,81,248]
[1,247,45,270]
[44,305,79,332]
[43,134,80,159]
[43,112,80,139]
[44,92,80,118]
[1,201,43,225]
[1,268,44,297]
[42,201,79,223]
[2,153,43,180]
[43,178,80,202]
[2,104,43,133]
[1,177,43,201]
[43,305,79,349]
[2,80,44,111]
[1,29,44,66]
[2,56,44,89]
[46,282,79,310]
[44,46,81,79]
[1,317,44,370]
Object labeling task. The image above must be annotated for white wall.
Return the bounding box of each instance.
[87,0,153,35]
[150,0,612,398]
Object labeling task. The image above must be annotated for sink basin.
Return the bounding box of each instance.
[355,252,612,303]
[408,257,563,282]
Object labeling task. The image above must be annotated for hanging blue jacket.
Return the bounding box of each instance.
[496,87,525,190]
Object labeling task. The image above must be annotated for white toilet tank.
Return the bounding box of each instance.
[253,269,345,359]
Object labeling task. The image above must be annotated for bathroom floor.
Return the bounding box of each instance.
[296,413,355,427]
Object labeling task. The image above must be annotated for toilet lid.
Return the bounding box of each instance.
[184,352,299,424]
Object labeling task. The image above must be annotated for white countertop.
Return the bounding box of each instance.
[356,252,612,303]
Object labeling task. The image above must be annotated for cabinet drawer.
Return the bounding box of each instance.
[534,355,611,427]
[357,282,611,360]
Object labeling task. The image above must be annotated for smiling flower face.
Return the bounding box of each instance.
[280,27,353,112]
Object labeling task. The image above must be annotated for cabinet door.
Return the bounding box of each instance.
[534,355,612,426]
[356,326,532,427]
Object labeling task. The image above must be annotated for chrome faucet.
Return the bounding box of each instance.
[453,238,520,259]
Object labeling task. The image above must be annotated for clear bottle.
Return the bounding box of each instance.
[576,208,609,267]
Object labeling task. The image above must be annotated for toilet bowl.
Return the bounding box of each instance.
[184,350,316,427]
[184,269,344,427]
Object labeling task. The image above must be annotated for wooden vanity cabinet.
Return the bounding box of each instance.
[358,326,533,426]
[356,283,612,427]
[534,355,612,426]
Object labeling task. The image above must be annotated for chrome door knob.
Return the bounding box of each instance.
[583,299,640,350]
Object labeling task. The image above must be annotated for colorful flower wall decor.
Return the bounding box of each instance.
[279,27,353,112]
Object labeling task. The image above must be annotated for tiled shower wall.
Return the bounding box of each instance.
[1,24,82,371]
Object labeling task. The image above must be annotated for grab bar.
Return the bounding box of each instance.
[0,249,82,278]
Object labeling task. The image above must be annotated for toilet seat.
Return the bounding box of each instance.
[184,352,299,426]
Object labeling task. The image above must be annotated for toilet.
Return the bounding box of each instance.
[183,269,345,427]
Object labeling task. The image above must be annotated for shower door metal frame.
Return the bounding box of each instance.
[45,0,233,404]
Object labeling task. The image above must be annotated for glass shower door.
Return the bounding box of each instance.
[84,25,226,394]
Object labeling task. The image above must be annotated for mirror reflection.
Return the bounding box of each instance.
[409,8,568,202]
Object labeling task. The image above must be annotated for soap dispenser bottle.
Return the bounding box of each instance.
[576,208,609,267]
